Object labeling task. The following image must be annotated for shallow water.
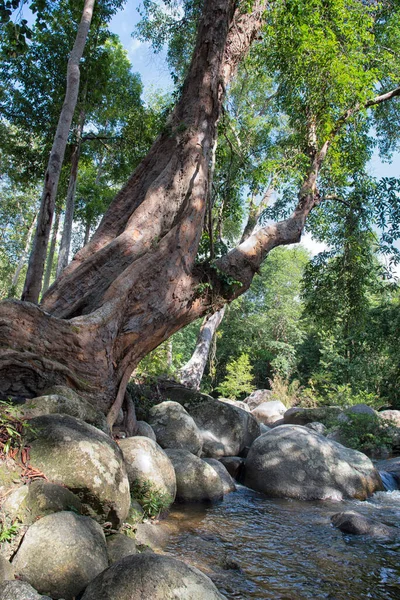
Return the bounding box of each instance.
[163,485,400,599]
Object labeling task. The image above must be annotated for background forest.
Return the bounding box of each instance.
[1,0,400,411]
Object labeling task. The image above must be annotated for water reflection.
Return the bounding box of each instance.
[163,486,400,599]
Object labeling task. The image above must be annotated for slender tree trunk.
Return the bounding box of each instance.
[42,207,61,295]
[57,106,86,277]
[178,306,226,390]
[10,212,38,293]
[82,153,105,248]
[22,0,96,303]
[83,220,91,247]
[177,182,274,390]
[166,339,173,370]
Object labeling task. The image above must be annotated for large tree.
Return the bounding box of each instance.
[0,0,399,429]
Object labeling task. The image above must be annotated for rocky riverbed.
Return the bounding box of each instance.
[0,387,399,599]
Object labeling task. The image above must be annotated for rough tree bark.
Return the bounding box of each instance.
[22,0,96,303]
[1,0,398,427]
[1,0,266,417]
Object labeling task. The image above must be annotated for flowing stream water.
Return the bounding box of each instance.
[161,481,400,599]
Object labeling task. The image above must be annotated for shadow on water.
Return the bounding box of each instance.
[162,485,400,599]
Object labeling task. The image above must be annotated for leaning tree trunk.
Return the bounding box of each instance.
[22,0,96,303]
[177,306,226,390]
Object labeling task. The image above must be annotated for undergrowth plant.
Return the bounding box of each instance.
[0,515,20,543]
[0,399,34,457]
[268,375,302,408]
[130,479,172,519]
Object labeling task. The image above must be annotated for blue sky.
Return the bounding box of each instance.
[109,1,173,93]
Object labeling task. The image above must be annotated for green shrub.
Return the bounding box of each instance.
[329,412,397,456]
[268,375,302,408]
[216,353,255,399]
[298,381,384,410]
[130,479,172,519]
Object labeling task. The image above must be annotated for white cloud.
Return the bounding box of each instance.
[129,38,147,54]
[300,232,329,256]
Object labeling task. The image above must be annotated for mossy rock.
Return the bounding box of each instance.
[124,501,144,527]
[12,511,108,599]
[3,480,82,524]
[106,533,138,564]
[128,381,213,421]
[25,414,130,527]
[24,386,108,433]
[81,554,226,599]
[283,406,344,426]
[0,460,22,495]
[118,436,176,505]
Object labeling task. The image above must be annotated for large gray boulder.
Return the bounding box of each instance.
[203,459,236,494]
[2,480,82,524]
[81,554,226,600]
[243,389,273,411]
[118,436,176,503]
[251,400,287,425]
[106,534,138,564]
[218,398,250,412]
[347,404,377,417]
[136,420,156,441]
[244,425,384,501]
[12,511,108,600]
[30,385,108,432]
[189,400,260,458]
[26,414,130,526]
[283,406,343,426]
[0,581,52,599]
[148,401,203,455]
[380,410,400,427]
[331,511,396,538]
[165,449,224,503]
